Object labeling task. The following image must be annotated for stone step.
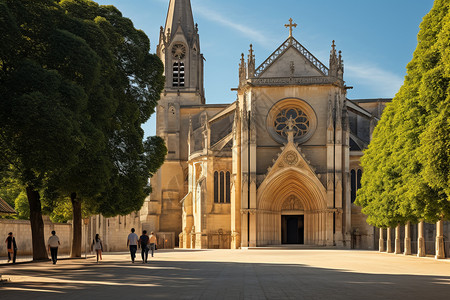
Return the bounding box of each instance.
[243,244,333,250]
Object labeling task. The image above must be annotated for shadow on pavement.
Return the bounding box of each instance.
[0,258,449,299]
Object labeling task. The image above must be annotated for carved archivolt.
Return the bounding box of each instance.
[282,195,304,210]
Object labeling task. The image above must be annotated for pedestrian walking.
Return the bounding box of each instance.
[127,228,139,263]
[47,230,60,264]
[92,234,103,263]
[138,230,150,263]
[5,232,17,263]
[149,232,158,258]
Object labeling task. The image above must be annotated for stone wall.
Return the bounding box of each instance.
[0,218,87,256]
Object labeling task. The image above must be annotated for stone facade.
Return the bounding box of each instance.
[135,0,395,250]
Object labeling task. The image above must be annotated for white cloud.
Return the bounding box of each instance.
[346,63,404,98]
[152,0,272,47]
[194,4,273,48]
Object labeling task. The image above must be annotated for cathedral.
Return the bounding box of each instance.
[139,0,389,249]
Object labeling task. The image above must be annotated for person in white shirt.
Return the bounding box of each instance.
[47,231,60,264]
[92,234,103,263]
[127,228,139,263]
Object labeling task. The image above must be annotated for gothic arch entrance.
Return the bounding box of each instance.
[256,168,330,246]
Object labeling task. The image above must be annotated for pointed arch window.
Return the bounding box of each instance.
[214,171,219,203]
[214,171,231,203]
[351,170,356,203]
[173,62,185,87]
[351,169,363,203]
[226,172,231,203]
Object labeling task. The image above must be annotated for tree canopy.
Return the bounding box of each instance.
[356,0,450,227]
[0,0,166,259]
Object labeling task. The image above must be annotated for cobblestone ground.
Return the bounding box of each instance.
[0,249,449,299]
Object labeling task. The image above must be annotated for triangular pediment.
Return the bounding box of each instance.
[263,140,324,189]
[255,37,329,78]
[260,47,323,78]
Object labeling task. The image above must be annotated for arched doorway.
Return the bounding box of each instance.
[256,168,329,246]
[281,195,304,244]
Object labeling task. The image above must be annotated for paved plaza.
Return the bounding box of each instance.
[0,249,449,299]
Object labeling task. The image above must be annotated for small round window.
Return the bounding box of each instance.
[267,98,317,144]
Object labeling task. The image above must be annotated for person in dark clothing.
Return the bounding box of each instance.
[5,232,17,263]
[138,230,150,263]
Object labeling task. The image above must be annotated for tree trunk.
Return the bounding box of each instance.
[70,192,82,258]
[26,186,48,261]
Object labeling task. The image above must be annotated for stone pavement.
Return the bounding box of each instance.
[0,249,449,299]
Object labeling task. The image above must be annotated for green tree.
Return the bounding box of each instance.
[356,0,450,226]
[1,0,166,259]
[0,0,98,260]
[54,0,166,257]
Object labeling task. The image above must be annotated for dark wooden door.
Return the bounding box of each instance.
[282,215,304,244]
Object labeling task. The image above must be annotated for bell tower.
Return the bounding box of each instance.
[144,0,205,245]
[156,0,205,104]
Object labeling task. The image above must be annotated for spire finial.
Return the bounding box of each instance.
[284,18,298,38]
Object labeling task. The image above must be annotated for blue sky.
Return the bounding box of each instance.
[96,0,434,138]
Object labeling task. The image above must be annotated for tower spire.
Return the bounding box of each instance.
[165,0,195,43]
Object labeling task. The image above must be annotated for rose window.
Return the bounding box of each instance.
[274,108,310,139]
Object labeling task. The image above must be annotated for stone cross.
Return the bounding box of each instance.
[285,18,298,38]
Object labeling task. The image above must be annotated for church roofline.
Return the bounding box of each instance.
[350,98,392,103]
[180,104,230,109]
[254,36,329,78]
[209,101,236,123]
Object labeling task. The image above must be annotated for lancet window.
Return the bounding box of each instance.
[172,62,185,87]
[351,169,363,203]
[214,171,231,203]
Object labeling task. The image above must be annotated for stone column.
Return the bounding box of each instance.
[435,219,445,259]
[379,228,385,252]
[326,212,334,246]
[386,227,393,253]
[394,225,401,254]
[417,221,425,257]
[404,221,411,255]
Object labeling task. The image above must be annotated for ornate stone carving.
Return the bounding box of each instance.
[282,195,303,210]
[284,150,298,166]
[250,174,257,185]
[242,173,248,184]
[239,53,246,86]
[240,208,257,215]
[247,44,255,78]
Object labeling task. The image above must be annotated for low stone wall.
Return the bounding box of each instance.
[0,219,83,256]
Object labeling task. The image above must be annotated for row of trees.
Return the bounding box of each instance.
[356,0,450,227]
[0,0,167,260]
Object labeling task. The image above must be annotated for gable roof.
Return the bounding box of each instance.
[0,197,16,214]
[255,36,329,78]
